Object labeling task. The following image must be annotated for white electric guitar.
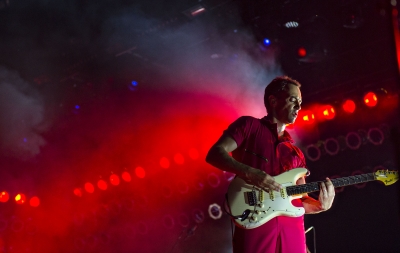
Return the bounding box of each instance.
[226,168,398,229]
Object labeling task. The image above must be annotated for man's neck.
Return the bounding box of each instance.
[264,115,286,136]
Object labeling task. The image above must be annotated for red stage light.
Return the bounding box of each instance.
[84,182,95,193]
[29,196,40,207]
[342,99,356,113]
[188,148,199,160]
[364,92,378,107]
[122,171,131,182]
[15,193,26,204]
[0,191,9,202]
[97,179,108,190]
[174,153,185,164]
[110,174,120,186]
[318,105,335,120]
[299,110,315,124]
[135,166,146,179]
[297,47,307,57]
[73,188,82,197]
[160,157,170,169]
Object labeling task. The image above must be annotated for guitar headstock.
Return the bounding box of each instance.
[375,170,399,186]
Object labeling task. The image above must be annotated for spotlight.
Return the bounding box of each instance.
[284,21,299,28]
[324,138,340,156]
[73,188,83,197]
[135,166,146,179]
[342,99,356,113]
[363,92,378,107]
[208,203,222,220]
[174,153,185,165]
[317,105,335,120]
[97,179,108,190]
[298,110,315,124]
[160,157,170,169]
[109,174,120,186]
[345,132,362,150]
[0,191,9,202]
[263,38,271,46]
[84,182,95,193]
[367,127,384,145]
[15,193,26,204]
[29,196,40,207]
[121,171,132,182]
[305,144,321,161]
[297,47,307,57]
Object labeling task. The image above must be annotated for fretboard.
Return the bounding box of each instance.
[286,173,376,196]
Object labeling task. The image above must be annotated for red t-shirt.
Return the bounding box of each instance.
[225,116,307,253]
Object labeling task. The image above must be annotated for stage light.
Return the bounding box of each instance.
[110,174,120,186]
[345,132,362,150]
[121,171,131,182]
[73,188,83,197]
[188,148,199,160]
[342,99,356,113]
[174,153,185,164]
[208,203,222,220]
[84,182,95,193]
[0,191,9,202]
[299,110,315,124]
[305,144,321,161]
[263,38,271,46]
[297,47,307,57]
[160,157,170,169]
[363,92,378,107]
[135,166,146,179]
[97,179,108,190]
[29,196,40,207]
[324,138,340,156]
[367,128,384,145]
[318,105,335,120]
[285,21,299,28]
[15,193,26,204]
[128,81,138,91]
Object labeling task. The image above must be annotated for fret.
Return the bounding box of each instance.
[286,173,376,196]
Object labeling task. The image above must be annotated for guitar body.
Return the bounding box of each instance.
[227,168,309,229]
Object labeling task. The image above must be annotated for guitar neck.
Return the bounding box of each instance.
[286,173,376,196]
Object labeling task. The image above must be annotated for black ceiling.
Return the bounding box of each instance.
[0,0,398,102]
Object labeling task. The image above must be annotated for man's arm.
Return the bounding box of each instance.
[205,134,281,192]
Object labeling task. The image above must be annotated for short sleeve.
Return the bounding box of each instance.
[223,116,253,148]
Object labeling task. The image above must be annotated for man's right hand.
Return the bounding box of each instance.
[245,168,282,192]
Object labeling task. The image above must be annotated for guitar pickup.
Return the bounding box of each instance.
[246,191,257,206]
